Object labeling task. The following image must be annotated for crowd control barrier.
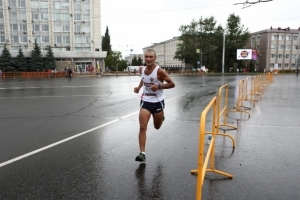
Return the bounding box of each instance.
[191,96,233,200]
[215,84,236,147]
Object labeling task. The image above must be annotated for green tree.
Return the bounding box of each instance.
[105,51,123,71]
[224,13,251,72]
[102,26,112,55]
[175,14,251,72]
[30,39,43,71]
[175,16,222,71]
[117,60,127,71]
[132,56,138,65]
[0,44,12,71]
[44,46,56,70]
[15,48,27,71]
[137,57,143,65]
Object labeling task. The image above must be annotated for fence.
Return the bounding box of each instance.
[191,72,274,200]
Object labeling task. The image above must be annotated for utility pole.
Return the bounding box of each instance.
[222,31,225,74]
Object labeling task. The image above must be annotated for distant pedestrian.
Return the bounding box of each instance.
[67,68,73,80]
[0,68,2,78]
[296,67,299,77]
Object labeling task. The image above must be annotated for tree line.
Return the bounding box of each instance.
[175,13,253,72]
[0,39,56,72]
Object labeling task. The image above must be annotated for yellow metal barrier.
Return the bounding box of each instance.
[215,84,236,147]
[227,79,251,122]
[191,96,233,200]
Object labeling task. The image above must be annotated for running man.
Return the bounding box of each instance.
[133,49,175,162]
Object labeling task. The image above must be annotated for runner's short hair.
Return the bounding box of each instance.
[145,49,156,57]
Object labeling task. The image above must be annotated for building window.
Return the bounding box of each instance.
[53,2,60,9]
[293,36,298,40]
[33,36,40,43]
[286,54,289,59]
[30,1,38,8]
[286,35,290,40]
[74,3,81,9]
[74,25,81,32]
[82,14,89,21]
[271,54,276,59]
[278,35,283,40]
[256,45,260,50]
[41,24,48,31]
[41,36,49,43]
[9,0,17,7]
[293,45,298,50]
[54,25,61,32]
[54,36,61,43]
[278,54,283,58]
[82,26,90,32]
[75,36,82,43]
[284,64,289,69]
[41,13,48,20]
[10,12,18,19]
[74,14,81,21]
[83,2,90,10]
[83,36,90,43]
[286,45,290,50]
[0,12,3,19]
[18,0,25,7]
[278,64,282,69]
[62,36,70,43]
[271,45,276,50]
[279,45,284,50]
[19,35,27,43]
[256,36,260,40]
[0,36,5,43]
[272,35,277,40]
[33,24,39,31]
[61,2,69,9]
[40,2,47,9]
[10,24,18,31]
[32,13,39,20]
[19,12,26,19]
[62,25,69,32]
[54,14,61,20]
[20,24,27,31]
[61,14,69,21]
[11,35,18,43]
[291,64,296,69]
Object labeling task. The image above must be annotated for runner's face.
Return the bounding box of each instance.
[144,52,156,67]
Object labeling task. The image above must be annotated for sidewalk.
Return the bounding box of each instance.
[205,74,300,199]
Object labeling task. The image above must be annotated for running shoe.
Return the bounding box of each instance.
[135,152,146,162]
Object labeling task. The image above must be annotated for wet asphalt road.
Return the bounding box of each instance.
[0,74,299,200]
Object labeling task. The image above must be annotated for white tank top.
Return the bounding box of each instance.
[141,66,164,102]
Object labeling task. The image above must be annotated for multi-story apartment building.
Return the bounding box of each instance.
[249,27,300,72]
[142,37,186,71]
[0,0,106,72]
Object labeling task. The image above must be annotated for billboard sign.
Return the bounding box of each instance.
[237,49,252,60]
[252,49,257,60]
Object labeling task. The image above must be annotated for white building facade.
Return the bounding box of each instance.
[143,37,186,71]
[0,0,106,72]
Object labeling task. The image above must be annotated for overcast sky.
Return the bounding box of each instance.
[101,0,300,57]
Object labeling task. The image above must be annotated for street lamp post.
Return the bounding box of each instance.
[222,31,225,74]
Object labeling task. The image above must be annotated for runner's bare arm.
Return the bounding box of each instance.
[157,68,175,90]
[134,79,143,93]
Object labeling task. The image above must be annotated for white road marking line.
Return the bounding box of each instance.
[0,93,186,168]
[255,105,261,114]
